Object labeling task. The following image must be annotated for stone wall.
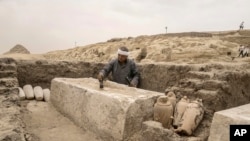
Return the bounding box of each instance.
[217,71,250,109]
[208,104,250,141]
[16,60,250,112]
[0,58,25,140]
[16,60,191,92]
[139,63,191,91]
[16,60,105,89]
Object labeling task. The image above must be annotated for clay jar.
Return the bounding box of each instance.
[165,91,176,109]
[173,96,189,128]
[175,99,204,135]
[154,96,173,129]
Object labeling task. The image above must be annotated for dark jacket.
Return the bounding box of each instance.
[100,58,140,86]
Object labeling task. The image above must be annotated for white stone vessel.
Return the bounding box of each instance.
[23,84,34,100]
[43,89,50,102]
[18,87,25,100]
[34,86,44,101]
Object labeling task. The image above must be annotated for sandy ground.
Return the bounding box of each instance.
[0,53,46,60]
[21,100,101,141]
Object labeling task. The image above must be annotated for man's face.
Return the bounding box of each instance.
[118,54,128,63]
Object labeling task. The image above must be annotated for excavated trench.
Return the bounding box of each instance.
[1,58,250,141]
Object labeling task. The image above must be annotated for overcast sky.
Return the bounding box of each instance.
[0,0,249,54]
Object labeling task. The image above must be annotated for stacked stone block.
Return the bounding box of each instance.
[0,58,24,140]
[0,58,19,95]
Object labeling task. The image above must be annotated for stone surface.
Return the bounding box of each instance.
[0,87,18,95]
[141,120,181,141]
[0,78,19,88]
[208,104,250,141]
[50,77,163,141]
[0,70,17,78]
[0,94,25,141]
[43,89,50,102]
[23,84,34,100]
[141,121,205,141]
[34,86,43,101]
[18,87,25,100]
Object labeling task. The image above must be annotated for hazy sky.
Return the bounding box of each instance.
[0,0,249,54]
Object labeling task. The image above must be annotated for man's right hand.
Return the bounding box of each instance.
[97,73,104,81]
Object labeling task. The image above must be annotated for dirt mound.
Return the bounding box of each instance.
[44,30,250,63]
[4,44,30,55]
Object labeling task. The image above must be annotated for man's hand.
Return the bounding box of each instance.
[97,73,104,81]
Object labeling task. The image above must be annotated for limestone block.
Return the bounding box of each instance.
[18,87,25,100]
[0,78,18,88]
[208,104,250,141]
[0,71,17,78]
[23,84,34,100]
[43,89,50,102]
[34,86,43,101]
[50,78,163,141]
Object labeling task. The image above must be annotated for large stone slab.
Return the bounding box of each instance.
[208,104,250,141]
[50,77,163,141]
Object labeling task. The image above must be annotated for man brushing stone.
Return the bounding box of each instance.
[97,46,140,87]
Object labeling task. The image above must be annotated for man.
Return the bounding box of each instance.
[239,21,244,30]
[97,46,140,87]
[238,45,244,57]
[243,45,249,57]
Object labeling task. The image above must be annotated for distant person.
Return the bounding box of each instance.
[243,45,249,57]
[238,45,244,57]
[97,46,140,87]
[239,21,244,30]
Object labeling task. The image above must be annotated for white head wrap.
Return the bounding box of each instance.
[117,49,129,56]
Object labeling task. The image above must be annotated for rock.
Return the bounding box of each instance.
[23,84,34,100]
[50,77,162,141]
[43,88,50,102]
[0,131,25,141]
[136,47,147,62]
[161,48,172,61]
[141,121,181,141]
[208,104,250,141]
[0,93,26,141]
[18,87,25,100]
[34,86,43,101]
